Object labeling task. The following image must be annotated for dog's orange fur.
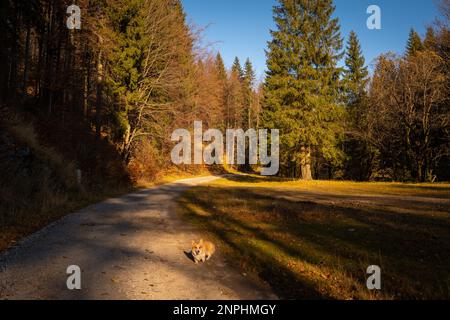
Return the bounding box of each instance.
[191,239,216,263]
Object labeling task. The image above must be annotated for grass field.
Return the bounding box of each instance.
[177,174,450,300]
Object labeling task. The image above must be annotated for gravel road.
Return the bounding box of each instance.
[0,176,276,300]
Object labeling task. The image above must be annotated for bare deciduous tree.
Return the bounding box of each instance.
[368,51,449,181]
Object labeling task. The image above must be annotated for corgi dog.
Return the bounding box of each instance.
[191,239,216,264]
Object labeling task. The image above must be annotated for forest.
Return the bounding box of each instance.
[0,0,449,243]
[1,0,448,184]
[0,0,450,301]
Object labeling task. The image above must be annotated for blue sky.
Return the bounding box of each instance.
[181,0,441,80]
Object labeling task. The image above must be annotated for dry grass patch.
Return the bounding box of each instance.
[177,175,450,300]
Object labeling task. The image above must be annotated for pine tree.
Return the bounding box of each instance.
[106,0,148,155]
[243,58,256,129]
[343,31,374,181]
[343,31,368,105]
[106,0,195,162]
[231,57,244,81]
[406,28,424,56]
[423,27,437,50]
[213,52,228,129]
[263,0,344,179]
[244,58,256,87]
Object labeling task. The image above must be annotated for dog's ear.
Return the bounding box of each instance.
[199,239,204,244]
[192,240,196,245]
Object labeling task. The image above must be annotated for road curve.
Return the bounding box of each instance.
[0,176,276,300]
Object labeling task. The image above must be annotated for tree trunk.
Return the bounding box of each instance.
[299,146,313,180]
[8,1,19,98]
[22,23,31,97]
[36,33,44,98]
[82,44,90,117]
[63,30,75,111]
[248,104,251,129]
[121,125,132,164]
[48,91,53,115]
[95,49,103,139]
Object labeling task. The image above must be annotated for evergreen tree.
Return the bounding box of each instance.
[214,52,228,129]
[423,26,437,50]
[231,57,244,81]
[244,58,256,87]
[343,31,375,181]
[263,0,344,179]
[106,0,195,161]
[343,31,368,105]
[406,28,424,56]
[243,58,256,129]
[106,0,148,157]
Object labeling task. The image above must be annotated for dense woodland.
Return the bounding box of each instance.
[0,0,449,191]
[0,0,262,188]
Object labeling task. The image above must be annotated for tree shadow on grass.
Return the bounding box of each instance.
[179,192,341,299]
[0,185,276,300]
[390,184,450,198]
[178,185,450,299]
[221,174,294,184]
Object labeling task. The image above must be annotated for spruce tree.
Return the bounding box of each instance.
[231,57,244,81]
[106,0,194,161]
[343,31,374,181]
[423,27,437,50]
[244,58,256,86]
[243,58,256,129]
[406,28,424,56]
[107,0,147,154]
[214,52,228,129]
[226,69,244,128]
[263,0,344,179]
[343,31,368,105]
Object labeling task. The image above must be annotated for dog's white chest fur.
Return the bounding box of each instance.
[192,250,206,263]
